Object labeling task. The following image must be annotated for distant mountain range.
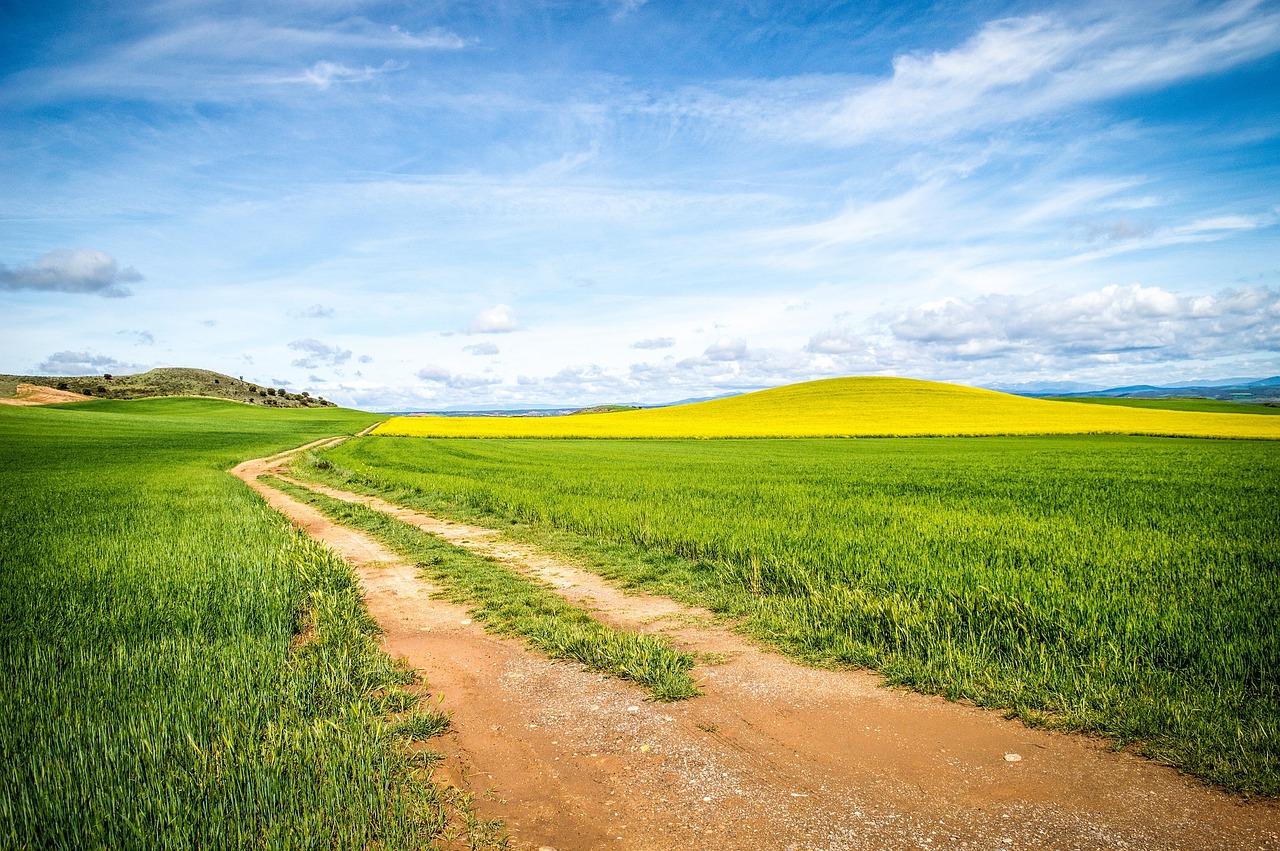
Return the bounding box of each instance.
[1000,376,1280,403]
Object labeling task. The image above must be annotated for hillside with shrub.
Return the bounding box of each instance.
[0,367,334,407]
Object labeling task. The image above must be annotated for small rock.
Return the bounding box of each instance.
[460,618,472,625]
[626,705,639,712]
[1004,753,1022,762]
[639,744,651,752]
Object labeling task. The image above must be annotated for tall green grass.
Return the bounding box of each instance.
[0,399,502,847]
[300,435,1280,795]
[261,475,699,701]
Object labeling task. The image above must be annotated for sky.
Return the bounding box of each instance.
[2,0,1278,410]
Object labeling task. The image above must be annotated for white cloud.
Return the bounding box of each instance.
[888,284,1280,364]
[815,4,1280,144]
[705,336,747,361]
[464,342,500,355]
[1068,210,1278,262]
[284,60,400,90]
[294,303,335,319]
[469,303,519,334]
[0,249,140,297]
[806,329,867,355]
[289,338,352,368]
[631,336,675,349]
[650,4,1280,148]
[37,351,136,375]
[416,365,501,389]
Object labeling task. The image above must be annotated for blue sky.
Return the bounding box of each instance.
[2,0,1278,409]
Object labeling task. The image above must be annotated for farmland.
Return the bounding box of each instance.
[297,432,1280,795]
[373,377,1280,439]
[0,399,502,847]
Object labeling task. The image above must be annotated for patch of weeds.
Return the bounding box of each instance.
[391,709,452,742]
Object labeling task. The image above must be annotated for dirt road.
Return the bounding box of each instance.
[232,443,1280,851]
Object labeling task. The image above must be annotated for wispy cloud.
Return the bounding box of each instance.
[118,330,155,345]
[631,337,674,350]
[653,2,1280,147]
[275,60,403,90]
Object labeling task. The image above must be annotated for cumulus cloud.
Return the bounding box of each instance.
[888,284,1280,364]
[704,336,747,361]
[0,249,141,297]
[289,338,352,368]
[469,304,519,334]
[38,351,134,375]
[464,342,500,356]
[294,303,334,319]
[631,337,675,350]
[416,365,501,389]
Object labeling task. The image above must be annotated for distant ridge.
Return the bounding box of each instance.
[0,367,335,408]
[1010,376,1280,403]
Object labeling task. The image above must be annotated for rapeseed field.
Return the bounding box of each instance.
[373,377,1280,439]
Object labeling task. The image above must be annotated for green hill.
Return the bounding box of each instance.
[0,367,335,408]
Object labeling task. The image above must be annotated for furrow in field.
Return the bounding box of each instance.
[232,442,1280,851]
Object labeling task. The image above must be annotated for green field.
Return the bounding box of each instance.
[1049,396,1280,415]
[297,434,1280,795]
[0,399,502,847]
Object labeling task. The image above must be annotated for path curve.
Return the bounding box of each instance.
[231,442,1280,851]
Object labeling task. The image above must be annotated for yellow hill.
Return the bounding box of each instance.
[372,377,1280,439]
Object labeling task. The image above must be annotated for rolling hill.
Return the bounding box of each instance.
[0,367,335,408]
[373,376,1280,439]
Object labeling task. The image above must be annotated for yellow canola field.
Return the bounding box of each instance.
[373,377,1280,439]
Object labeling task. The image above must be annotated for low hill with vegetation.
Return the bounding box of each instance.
[0,367,334,407]
[374,376,1280,439]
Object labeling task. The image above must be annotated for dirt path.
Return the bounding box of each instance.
[232,444,1280,851]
